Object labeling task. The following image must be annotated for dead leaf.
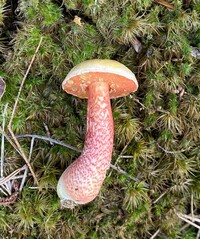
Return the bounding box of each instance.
[154,0,175,9]
[73,15,83,27]
[0,77,6,100]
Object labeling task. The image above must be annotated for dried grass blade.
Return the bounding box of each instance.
[7,37,43,185]
[154,0,175,9]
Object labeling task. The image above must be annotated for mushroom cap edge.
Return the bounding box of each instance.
[62,59,138,99]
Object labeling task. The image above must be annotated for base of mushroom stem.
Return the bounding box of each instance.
[60,199,78,209]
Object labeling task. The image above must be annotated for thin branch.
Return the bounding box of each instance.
[110,164,149,188]
[12,175,26,180]
[176,212,200,230]
[156,142,190,154]
[154,0,175,9]
[15,134,148,186]
[150,229,160,239]
[16,134,81,152]
[0,187,8,196]
[0,126,20,154]
[119,155,133,159]
[19,137,35,192]
[197,229,200,239]
[1,103,8,177]
[133,98,147,110]
[108,136,135,178]
[178,213,200,223]
[28,187,39,189]
[0,165,26,186]
[8,37,43,125]
[153,189,169,204]
[7,37,43,185]
[191,193,194,222]
[180,223,190,232]
[1,183,11,195]
[7,128,38,184]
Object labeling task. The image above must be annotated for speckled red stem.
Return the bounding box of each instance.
[57,81,114,205]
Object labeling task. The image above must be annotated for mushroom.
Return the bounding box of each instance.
[57,59,138,208]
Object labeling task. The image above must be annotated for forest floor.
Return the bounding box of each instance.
[0,0,200,238]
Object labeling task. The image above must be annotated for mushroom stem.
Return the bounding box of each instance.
[57,81,114,207]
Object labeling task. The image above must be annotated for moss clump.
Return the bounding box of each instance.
[0,0,200,238]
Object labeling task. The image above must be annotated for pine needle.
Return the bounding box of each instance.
[154,0,175,9]
[7,37,43,185]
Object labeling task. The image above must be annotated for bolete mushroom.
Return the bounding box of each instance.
[57,59,138,208]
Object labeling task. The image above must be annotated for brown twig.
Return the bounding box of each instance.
[0,126,20,154]
[154,0,175,9]
[150,229,161,239]
[7,37,43,185]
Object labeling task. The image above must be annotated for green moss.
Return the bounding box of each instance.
[0,0,199,238]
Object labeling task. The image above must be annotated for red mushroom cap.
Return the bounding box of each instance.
[62,59,138,99]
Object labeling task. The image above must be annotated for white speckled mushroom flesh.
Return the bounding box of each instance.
[57,59,138,208]
[57,82,113,206]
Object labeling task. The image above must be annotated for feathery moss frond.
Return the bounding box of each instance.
[123,182,149,210]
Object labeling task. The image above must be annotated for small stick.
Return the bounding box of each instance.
[19,137,35,192]
[110,164,149,188]
[176,213,200,230]
[6,181,12,194]
[133,98,147,110]
[156,142,190,154]
[197,230,200,239]
[178,213,200,223]
[8,37,43,126]
[191,193,194,222]
[180,223,190,231]
[0,187,8,196]
[15,134,147,186]
[15,134,81,152]
[1,103,8,177]
[108,136,135,178]
[43,122,53,145]
[1,183,11,195]
[7,37,43,185]
[150,229,160,239]
[153,189,169,204]
[28,187,39,189]
[0,165,26,185]
[154,0,175,9]
[0,126,20,154]
[11,175,25,180]
[120,155,133,159]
